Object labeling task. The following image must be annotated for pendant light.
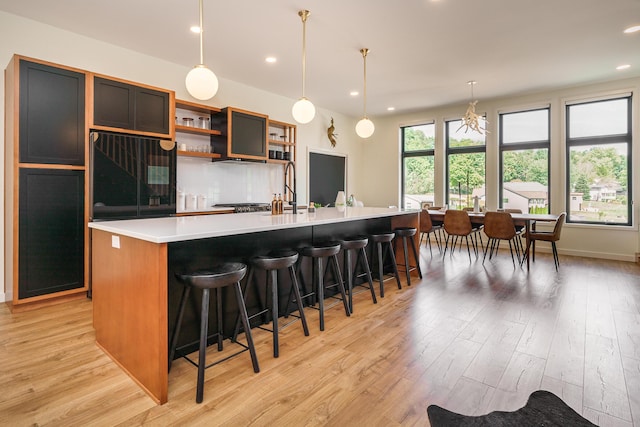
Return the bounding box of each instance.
[291,10,316,124]
[458,80,487,134]
[355,48,375,138]
[185,0,219,100]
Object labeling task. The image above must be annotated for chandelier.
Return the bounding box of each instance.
[458,80,487,134]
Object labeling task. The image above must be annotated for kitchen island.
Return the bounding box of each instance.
[89,207,419,404]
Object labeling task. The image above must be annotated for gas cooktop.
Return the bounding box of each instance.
[213,203,271,213]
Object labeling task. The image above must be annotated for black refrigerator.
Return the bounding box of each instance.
[90,131,176,221]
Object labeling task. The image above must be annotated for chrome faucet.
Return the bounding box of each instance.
[284,160,297,214]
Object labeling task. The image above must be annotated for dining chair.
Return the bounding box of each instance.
[503,208,525,255]
[420,209,443,255]
[442,210,478,262]
[482,211,521,266]
[523,212,566,270]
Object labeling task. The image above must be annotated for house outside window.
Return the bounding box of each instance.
[566,96,632,225]
[445,119,486,209]
[499,108,550,213]
[401,123,435,209]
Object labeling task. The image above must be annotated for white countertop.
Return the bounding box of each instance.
[88,207,418,243]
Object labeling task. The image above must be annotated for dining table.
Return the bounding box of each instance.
[426,210,559,270]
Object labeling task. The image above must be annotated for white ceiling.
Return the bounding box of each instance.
[1,0,639,118]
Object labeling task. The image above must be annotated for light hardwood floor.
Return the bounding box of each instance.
[1,245,639,426]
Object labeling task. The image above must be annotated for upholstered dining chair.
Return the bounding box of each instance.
[482,211,522,266]
[523,212,566,270]
[420,209,443,255]
[443,210,479,262]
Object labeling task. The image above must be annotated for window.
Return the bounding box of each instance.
[446,119,486,209]
[499,108,550,214]
[401,123,435,209]
[566,96,632,225]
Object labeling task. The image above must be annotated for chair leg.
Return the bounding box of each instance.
[215,287,223,351]
[356,247,377,304]
[386,242,402,289]
[233,282,260,373]
[269,269,279,358]
[344,249,354,313]
[288,264,310,336]
[330,254,351,317]
[376,242,385,298]
[316,258,325,331]
[169,284,191,372]
[401,236,412,286]
[552,242,559,270]
[196,288,210,403]
[409,237,423,279]
[482,238,492,264]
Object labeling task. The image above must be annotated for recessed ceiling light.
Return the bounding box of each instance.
[623,25,640,34]
[350,91,359,96]
[190,26,201,33]
[616,64,631,70]
[265,57,277,64]
[387,107,395,111]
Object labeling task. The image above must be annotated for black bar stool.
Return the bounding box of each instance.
[369,232,402,297]
[298,241,351,331]
[341,236,377,313]
[169,262,259,404]
[233,251,309,358]
[394,227,423,286]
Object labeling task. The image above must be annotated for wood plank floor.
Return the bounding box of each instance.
[1,244,639,426]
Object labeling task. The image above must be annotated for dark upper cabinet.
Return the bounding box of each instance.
[211,107,268,162]
[19,169,85,299]
[94,77,170,135]
[19,60,85,165]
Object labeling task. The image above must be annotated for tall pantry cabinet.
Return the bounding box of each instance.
[4,55,88,308]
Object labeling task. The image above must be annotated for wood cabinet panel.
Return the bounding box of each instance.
[18,169,85,299]
[19,60,85,165]
[94,77,170,135]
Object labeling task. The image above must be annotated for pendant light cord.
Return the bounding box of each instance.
[299,10,309,99]
[198,0,204,65]
[361,48,369,118]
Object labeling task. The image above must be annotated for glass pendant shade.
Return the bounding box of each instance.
[292,97,315,124]
[185,65,219,100]
[356,117,375,138]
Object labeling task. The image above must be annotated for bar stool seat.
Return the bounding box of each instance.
[393,227,423,286]
[169,262,259,403]
[341,236,377,313]
[298,241,351,331]
[369,232,402,297]
[233,251,309,358]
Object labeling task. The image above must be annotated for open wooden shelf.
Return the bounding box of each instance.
[177,150,221,159]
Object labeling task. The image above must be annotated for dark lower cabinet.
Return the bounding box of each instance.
[19,60,85,165]
[18,169,85,299]
[94,77,170,135]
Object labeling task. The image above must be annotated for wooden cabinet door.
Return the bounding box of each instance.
[19,60,85,165]
[18,169,85,299]
[135,86,170,134]
[94,77,135,130]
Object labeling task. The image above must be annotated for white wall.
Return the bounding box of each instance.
[363,78,640,262]
[0,11,370,302]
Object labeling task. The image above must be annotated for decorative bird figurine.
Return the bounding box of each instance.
[327,117,338,147]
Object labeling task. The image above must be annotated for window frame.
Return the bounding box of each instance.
[445,118,486,208]
[400,122,436,209]
[565,95,632,226]
[498,107,551,213]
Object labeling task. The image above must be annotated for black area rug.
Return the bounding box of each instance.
[427,390,597,426]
